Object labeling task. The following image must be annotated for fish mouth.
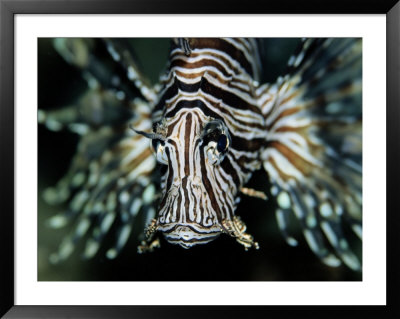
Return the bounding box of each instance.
[158,223,222,249]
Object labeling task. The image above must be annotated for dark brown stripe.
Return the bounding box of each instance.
[184,113,192,177]
[220,154,241,190]
[212,170,233,220]
[200,77,261,114]
[199,147,222,222]
[267,106,302,130]
[269,141,314,175]
[230,134,265,152]
[182,177,190,222]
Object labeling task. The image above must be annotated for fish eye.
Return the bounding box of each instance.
[217,134,229,153]
[205,133,230,165]
[201,119,231,165]
[151,139,168,165]
[152,138,162,151]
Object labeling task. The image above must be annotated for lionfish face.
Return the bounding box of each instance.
[150,109,235,248]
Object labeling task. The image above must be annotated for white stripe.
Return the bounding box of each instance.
[269,132,322,167]
[265,148,304,180]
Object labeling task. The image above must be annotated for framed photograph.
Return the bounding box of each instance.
[1,0,399,318]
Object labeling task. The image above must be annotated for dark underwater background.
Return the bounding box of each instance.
[38,38,362,281]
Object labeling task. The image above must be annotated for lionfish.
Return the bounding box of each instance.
[39,38,362,271]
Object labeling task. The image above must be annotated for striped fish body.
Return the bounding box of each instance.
[147,38,266,249]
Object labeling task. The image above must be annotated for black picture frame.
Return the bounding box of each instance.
[1,0,399,318]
